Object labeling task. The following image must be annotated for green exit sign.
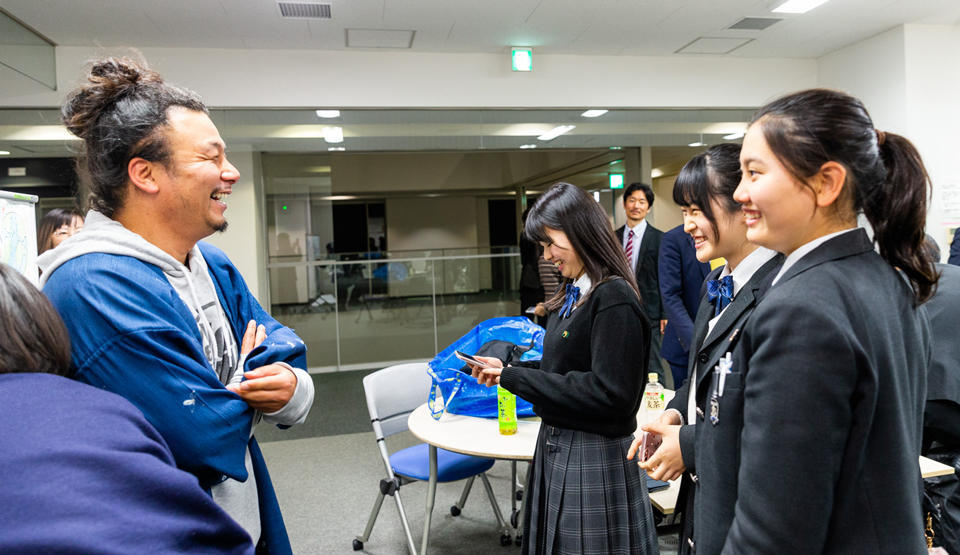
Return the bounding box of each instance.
[511,48,533,72]
[609,173,624,189]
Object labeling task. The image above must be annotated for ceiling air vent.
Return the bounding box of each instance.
[727,17,781,31]
[278,2,331,19]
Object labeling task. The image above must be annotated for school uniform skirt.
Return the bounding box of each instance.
[523,424,659,555]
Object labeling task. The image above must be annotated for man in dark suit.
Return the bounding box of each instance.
[949,228,960,266]
[658,224,710,388]
[615,182,665,381]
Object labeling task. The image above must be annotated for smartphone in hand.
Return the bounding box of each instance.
[454,350,495,369]
[638,430,662,462]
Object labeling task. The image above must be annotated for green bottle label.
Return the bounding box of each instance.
[497,386,517,435]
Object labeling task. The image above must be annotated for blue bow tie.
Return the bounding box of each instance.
[558,284,581,319]
[707,275,734,316]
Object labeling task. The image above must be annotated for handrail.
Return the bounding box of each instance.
[266,251,519,269]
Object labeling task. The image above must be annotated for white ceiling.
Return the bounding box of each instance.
[2,0,959,58]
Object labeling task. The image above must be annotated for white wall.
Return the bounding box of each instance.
[818,23,960,257]
[1,46,817,109]
[201,149,265,302]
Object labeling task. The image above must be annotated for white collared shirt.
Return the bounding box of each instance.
[622,220,647,271]
[771,228,858,286]
[684,246,777,425]
[570,273,593,312]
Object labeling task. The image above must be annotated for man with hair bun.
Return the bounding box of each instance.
[40,57,314,554]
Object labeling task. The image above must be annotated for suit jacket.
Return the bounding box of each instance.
[950,228,960,266]
[693,229,929,555]
[658,225,711,368]
[923,263,960,448]
[664,253,782,555]
[616,223,664,323]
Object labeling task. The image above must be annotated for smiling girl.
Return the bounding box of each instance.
[626,143,782,555]
[694,89,937,554]
[467,182,659,554]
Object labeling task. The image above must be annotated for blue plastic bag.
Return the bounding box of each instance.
[427,316,543,419]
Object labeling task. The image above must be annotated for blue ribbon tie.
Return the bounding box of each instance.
[706,275,734,316]
[558,284,581,319]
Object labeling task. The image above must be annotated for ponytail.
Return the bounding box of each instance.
[751,89,938,304]
[865,133,938,302]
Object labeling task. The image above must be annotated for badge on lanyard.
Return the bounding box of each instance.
[709,353,733,426]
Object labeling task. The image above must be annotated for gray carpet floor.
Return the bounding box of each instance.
[258,370,680,554]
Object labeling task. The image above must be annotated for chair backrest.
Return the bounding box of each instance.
[363,362,432,439]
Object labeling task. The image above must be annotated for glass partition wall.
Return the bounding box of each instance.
[0,107,755,371]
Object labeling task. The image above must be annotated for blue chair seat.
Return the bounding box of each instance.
[391,443,495,482]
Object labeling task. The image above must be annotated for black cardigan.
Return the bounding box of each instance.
[499,277,651,437]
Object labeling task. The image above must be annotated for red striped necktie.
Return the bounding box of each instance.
[624,229,635,265]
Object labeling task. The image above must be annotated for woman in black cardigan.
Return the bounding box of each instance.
[691,89,938,554]
[468,182,659,554]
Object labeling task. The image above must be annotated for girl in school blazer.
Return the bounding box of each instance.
[627,143,782,555]
[691,89,937,554]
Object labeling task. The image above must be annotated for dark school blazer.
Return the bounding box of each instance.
[616,223,664,323]
[664,253,782,554]
[693,229,929,555]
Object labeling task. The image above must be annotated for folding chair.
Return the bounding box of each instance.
[352,362,504,554]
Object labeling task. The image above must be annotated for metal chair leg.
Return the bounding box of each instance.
[453,475,476,511]
[393,489,418,555]
[420,445,438,555]
[479,473,508,529]
[355,490,385,544]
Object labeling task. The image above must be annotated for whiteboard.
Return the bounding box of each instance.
[0,190,39,284]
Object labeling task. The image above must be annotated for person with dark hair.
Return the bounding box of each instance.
[0,263,253,553]
[37,207,83,255]
[691,89,937,554]
[466,182,658,554]
[39,57,314,554]
[519,207,544,320]
[656,224,710,387]
[626,143,782,555]
[949,227,960,266]
[615,182,665,382]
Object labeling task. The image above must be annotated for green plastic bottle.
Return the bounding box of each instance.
[497,385,518,435]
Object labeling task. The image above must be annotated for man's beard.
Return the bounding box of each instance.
[214,221,228,233]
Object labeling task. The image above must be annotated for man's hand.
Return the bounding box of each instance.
[226,364,297,413]
[660,319,668,335]
[239,320,266,356]
[533,303,547,317]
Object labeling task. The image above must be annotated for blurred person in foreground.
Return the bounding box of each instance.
[0,263,253,554]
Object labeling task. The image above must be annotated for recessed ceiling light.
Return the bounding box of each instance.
[723,132,745,140]
[538,125,575,141]
[519,144,537,149]
[316,110,341,118]
[328,147,345,151]
[322,126,343,143]
[772,0,830,14]
[688,141,706,147]
[0,150,10,156]
[651,168,664,178]
[581,110,608,118]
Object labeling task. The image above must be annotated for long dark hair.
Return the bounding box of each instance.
[672,143,742,241]
[61,57,207,217]
[37,208,83,255]
[752,88,937,303]
[524,182,639,311]
[0,264,72,376]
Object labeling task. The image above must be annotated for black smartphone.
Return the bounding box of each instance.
[454,350,494,369]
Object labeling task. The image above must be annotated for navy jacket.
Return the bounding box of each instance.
[658,225,711,370]
[950,228,960,266]
[0,373,253,554]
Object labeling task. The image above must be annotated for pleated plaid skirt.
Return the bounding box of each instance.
[522,424,660,555]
